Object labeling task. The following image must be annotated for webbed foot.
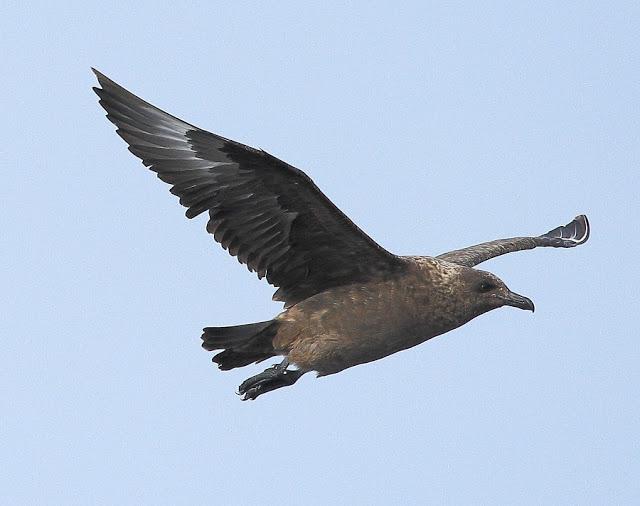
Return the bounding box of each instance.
[237,359,303,400]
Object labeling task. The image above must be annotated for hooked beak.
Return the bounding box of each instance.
[501,290,535,312]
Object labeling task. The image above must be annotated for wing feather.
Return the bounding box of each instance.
[93,69,406,306]
[436,215,589,267]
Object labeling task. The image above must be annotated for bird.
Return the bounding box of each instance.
[92,69,590,400]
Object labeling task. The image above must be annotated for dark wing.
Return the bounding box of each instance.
[92,69,406,307]
[436,215,589,267]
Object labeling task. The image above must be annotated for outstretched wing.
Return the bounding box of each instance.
[436,215,589,267]
[93,69,406,307]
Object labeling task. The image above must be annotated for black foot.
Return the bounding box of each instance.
[237,359,303,400]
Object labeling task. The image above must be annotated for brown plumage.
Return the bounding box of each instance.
[92,69,590,400]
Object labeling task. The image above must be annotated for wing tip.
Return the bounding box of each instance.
[90,68,136,101]
[540,214,590,246]
[91,67,111,88]
[573,214,590,244]
[91,68,121,103]
[91,68,108,99]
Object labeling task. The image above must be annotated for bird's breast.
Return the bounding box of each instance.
[276,274,461,375]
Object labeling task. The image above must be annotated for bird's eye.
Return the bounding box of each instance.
[479,281,495,292]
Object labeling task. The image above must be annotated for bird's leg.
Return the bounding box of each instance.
[237,358,304,401]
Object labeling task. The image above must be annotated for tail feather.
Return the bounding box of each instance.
[201,321,273,351]
[212,350,272,370]
[201,320,277,370]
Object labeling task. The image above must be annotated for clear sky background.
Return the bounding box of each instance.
[2,2,638,504]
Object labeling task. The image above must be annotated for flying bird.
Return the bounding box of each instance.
[92,69,590,400]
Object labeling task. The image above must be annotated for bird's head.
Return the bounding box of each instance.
[461,268,535,316]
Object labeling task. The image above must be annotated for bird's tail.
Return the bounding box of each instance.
[201,320,278,370]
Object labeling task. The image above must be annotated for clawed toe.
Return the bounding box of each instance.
[239,384,265,401]
[237,360,304,400]
[237,372,278,400]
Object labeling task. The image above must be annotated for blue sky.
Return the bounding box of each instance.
[2,1,638,504]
